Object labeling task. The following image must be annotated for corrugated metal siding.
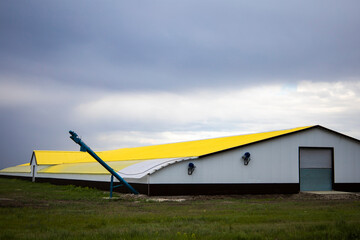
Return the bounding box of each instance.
[150,128,360,185]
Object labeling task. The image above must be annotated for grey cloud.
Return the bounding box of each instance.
[1,1,359,91]
[1,1,360,169]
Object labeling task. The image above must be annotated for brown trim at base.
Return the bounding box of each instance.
[29,177,301,196]
[34,177,150,194]
[144,183,299,196]
[33,177,142,194]
[1,176,301,195]
[333,183,360,192]
[0,175,32,181]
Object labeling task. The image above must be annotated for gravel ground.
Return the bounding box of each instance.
[113,191,360,202]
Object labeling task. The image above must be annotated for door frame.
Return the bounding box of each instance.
[298,147,334,191]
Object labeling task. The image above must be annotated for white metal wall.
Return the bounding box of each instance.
[34,172,149,184]
[149,128,360,184]
[0,172,32,178]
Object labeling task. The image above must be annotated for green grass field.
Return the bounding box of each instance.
[0,178,360,240]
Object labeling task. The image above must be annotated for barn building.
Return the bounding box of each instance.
[1,125,359,195]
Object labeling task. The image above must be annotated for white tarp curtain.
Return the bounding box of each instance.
[117,157,198,179]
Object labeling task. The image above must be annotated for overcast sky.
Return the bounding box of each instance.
[1,1,359,169]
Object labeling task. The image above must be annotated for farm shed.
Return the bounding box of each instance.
[1,125,359,195]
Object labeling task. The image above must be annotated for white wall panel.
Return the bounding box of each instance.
[150,128,360,184]
[35,173,148,184]
[0,172,32,177]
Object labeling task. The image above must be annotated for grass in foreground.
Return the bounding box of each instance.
[0,178,360,240]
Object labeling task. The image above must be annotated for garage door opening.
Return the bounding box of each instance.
[299,148,333,191]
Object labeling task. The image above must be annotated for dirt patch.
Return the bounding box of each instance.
[2,191,359,207]
[295,191,360,200]
[111,191,360,202]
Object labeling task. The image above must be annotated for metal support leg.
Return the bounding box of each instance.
[110,175,114,198]
[109,175,124,199]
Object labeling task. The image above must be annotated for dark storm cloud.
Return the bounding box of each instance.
[1,0,360,169]
[1,1,359,91]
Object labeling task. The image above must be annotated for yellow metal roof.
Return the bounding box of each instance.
[38,160,143,174]
[0,164,31,173]
[34,126,312,165]
[34,151,94,165]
